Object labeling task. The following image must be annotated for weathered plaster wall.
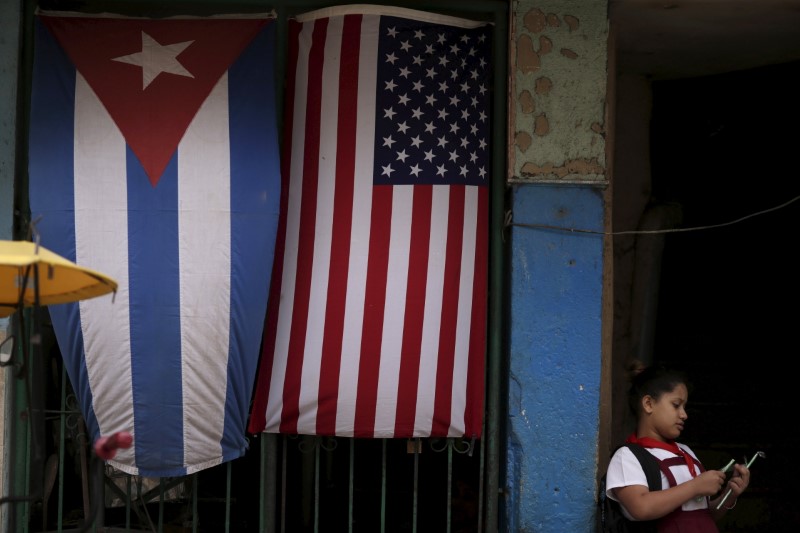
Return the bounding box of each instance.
[510,0,608,182]
[505,1,608,531]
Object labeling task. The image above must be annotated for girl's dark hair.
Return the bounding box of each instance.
[627,363,691,416]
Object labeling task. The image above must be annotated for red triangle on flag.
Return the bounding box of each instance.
[40,14,270,186]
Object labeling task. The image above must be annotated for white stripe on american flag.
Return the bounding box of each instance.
[295,14,344,435]
[372,184,413,435]
[413,185,450,434]
[335,14,380,435]
[178,72,231,469]
[264,19,313,433]
[450,185,479,436]
[74,73,136,466]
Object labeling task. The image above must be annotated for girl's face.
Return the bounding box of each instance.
[646,383,689,441]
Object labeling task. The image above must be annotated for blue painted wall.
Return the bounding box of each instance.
[505,183,605,532]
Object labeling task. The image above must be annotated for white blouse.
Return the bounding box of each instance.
[605,443,709,520]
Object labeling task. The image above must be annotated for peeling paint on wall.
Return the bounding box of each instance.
[515,131,533,152]
[519,157,604,179]
[564,15,579,31]
[535,77,552,95]
[560,48,578,59]
[519,89,535,113]
[534,114,550,136]
[516,34,540,73]
[523,8,547,33]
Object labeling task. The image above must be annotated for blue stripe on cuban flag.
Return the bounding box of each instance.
[28,17,280,477]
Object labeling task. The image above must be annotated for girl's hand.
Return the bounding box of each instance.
[726,463,750,498]
[694,470,726,497]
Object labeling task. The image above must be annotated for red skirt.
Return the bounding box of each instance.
[658,508,718,533]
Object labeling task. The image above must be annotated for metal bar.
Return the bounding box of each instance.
[158,478,164,533]
[78,420,91,523]
[101,472,128,502]
[260,436,267,533]
[57,363,67,532]
[281,435,287,533]
[225,460,232,533]
[447,441,453,533]
[478,438,485,532]
[136,477,184,505]
[485,2,509,530]
[381,439,388,533]
[23,312,32,533]
[28,264,44,512]
[412,439,419,533]
[192,473,197,533]
[127,475,132,530]
[349,439,354,533]
[261,434,278,533]
[4,311,27,533]
[314,438,320,533]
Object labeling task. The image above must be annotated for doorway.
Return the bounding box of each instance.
[651,60,800,533]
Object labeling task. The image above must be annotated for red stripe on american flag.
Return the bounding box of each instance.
[280,18,330,434]
[247,19,302,435]
[431,185,466,435]
[393,186,433,436]
[465,186,489,436]
[316,15,362,436]
[353,184,393,437]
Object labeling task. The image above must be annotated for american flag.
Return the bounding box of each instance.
[248,5,491,439]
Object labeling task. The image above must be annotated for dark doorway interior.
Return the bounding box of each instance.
[651,60,800,532]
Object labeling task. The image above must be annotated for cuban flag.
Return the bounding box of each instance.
[28,11,280,477]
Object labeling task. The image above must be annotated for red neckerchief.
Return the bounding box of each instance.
[626,432,698,477]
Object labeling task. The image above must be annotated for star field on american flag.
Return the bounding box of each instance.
[373,16,491,187]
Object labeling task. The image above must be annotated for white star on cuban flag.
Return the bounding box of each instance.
[112,32,195,89]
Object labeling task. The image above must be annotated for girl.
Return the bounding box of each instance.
[604,364,750,532]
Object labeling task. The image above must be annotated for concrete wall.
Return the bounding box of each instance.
[504,1,609,531]
[506,185,605,532]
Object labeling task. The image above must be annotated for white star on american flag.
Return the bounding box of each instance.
[372,20,491,186]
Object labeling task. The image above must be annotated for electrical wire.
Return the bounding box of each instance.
[506,193,800,236]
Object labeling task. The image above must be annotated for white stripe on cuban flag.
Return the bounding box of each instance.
[74,72,136,468]
[29,12,280,477]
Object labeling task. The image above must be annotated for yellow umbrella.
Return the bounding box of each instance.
[0,240,118,318]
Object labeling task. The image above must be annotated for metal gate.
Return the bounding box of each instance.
[5,357,490,532]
